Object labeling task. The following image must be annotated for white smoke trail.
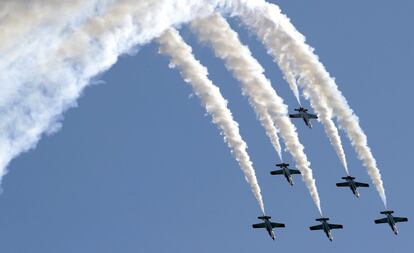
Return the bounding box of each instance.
[190,14,283,161]
[191,14,323,215]
[158,28,266,214]
[302,83,350,175]
[237,1,386,206]
[0,0,228,181]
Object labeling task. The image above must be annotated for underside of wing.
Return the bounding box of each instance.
[289,169,301,175]
[252,223,266,229]
[336,182,351,187]
[374,218,388,224]
[270,170,284,175]
[289,113,302,118]
[309,225,323,231]
[394,217,408,223]
[309,114,318,119]
[355,182,369,187]
[271,222,285,228]
[329,224,343,229]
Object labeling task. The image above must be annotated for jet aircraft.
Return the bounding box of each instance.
[336,176,369,198]
[270,163,301,186]
[374,211,408,235]
[309,217,343,241]
[289,107,318,128]
[252,216,285,240]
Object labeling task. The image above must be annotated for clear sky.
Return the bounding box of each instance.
[0,1,412,252]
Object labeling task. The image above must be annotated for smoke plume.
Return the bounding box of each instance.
[158,27,266,214]
[237,1,386,205]
[191,13,323,215]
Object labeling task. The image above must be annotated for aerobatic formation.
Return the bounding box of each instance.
[0,0,408,242]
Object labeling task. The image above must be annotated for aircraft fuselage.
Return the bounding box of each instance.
[321,221,333,241]
[345,178,360,198]
[282,167,294,186]
[385,214,399,235]
[264,219,276,240]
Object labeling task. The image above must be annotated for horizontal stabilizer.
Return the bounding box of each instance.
[342,176,355,180]
[276,163,289,167]
[380,211,394,215]
[252,223,266,229]
[271,222,285,228]
[316,218,330,222]
[374,218,388,224]
[258,216,271,220]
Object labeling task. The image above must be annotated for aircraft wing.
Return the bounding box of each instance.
[336,182,351,187]
[308,114,318,119]
[270,170,284,175]
[289,113,302,118]
[328,224,343,230]
[394,217,408,223]
[270,222,285,228]
[288,169,301,175]
[252,223,266,228]
[309,225,323,231]
[374,218,388,224]
[355,182,369,187]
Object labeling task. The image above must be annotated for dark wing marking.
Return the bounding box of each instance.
[374,218,388,224]
[270,170,284,175]
[270,222,285,228]
[336,182,351,187]
[328,224,343,229]
[252,223,266,228]
[288,169,301,175]
[309,225,323,231]
[394,217,408,223]
[355,182,369,187]
[289,113,302,118]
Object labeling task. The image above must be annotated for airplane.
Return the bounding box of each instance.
[252,215,285,240]
[336,176,369,198]
[309,217,343,241]
[289,107,318,128]
[270,163,301,186]
[374,210,408,235]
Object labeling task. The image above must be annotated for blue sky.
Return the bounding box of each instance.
[0,1,412,252]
